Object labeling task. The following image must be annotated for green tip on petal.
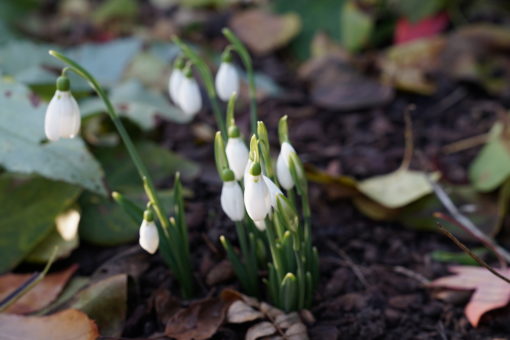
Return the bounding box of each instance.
[249,162,262,176]
[222,168,235,182]
[221,49,233,63]
[228,125,240,138]
[56,75,70,91]
[143,209,154,222]
[174,57,185,70]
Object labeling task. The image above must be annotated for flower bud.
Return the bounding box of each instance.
[44,75,81,141]
[178,70,202,117]
[139,210,159,254]
[169,60,185,104]
[276,142,297,190]
[226,133,249,181]
[221,177,245,222]
[244,163,271,222]
[215,61,240,101]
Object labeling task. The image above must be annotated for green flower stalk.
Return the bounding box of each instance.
[48,50,195,299]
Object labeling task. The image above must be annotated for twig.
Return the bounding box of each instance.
[434,212,506,269]
[420,161,510,264]
[399,104,416,171]
[437,223,510,284]
[393,266,430,285]
[326,241,369,288]
[441,133,488,154]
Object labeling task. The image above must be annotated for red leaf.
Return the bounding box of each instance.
[429,265,510,326]
[395,12,449,44]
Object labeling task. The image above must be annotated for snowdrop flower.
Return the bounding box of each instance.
[220,169,245,221]
[225,126,249,180]
[45,74,81,141]
[178,68,202,117]
[215,52,239,101]
[244,162,271,223]
[169,58,185,104]
[263,176,282,209]
[276,142,298,190]
[139,210,159,254]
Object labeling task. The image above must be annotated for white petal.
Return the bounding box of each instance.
[221,181,245,221]
[254,219,266,231]
[56,209,81,241]
[276,142,296,190]
[139,220,159,254]
[44,91,81,141]
[243,159,254,188]
[244,174,271,221]
[178,77,202,117]
[263,176,282,208]
[226,137,249,180]
[169,69,184,104]
[215,62,240,101]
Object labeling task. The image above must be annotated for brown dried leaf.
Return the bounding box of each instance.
[227,300,264,323]
[246,321,277,340]
[0,264,78,314]
[229,9,301,55]
[429,266,510,327]
[0,309,98,340]
[164,289,241,340]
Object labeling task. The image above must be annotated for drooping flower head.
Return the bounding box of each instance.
[244,161,271,223]
[220,168,245,222]
[139,209,159,254]
[45,73,81,141]
[178,65,202,117]
[215,49,239,101]
[225,126,249,181]
[169,57,185,104]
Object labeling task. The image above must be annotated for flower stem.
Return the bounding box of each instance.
[222,28,258,136]
[49,50,194,298]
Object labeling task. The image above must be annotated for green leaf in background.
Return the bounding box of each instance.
[81,80,190,129]
[273,0,345,60]
[79,141,199,245]
[93,0,138,25]
[340,1,373,53]
[393,0,444,22]
[469,123,510,192]
[0,79,106,194]
[0,174,81,273]
[431,248,487,265]
[25,228,79,263]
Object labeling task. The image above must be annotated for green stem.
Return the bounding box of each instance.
[222,28,258,135]
[49,50,194,298]
[172,37,227,139]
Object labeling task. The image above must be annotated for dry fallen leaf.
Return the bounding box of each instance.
[0,309,98,340]
[229,9,301,55]
[0,264,78,314]
[226,292,309,340]
[165,289,241,340]
[429,265,510,327]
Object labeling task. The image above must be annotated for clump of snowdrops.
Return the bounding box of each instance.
[172,29,319,311]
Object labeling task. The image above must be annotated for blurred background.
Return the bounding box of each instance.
[1,0,510,338]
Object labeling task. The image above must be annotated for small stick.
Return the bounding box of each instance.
[327,241,369,288]
[441,133,488,154]
[399,104,416,171]
[437,223,510,284]
[393,266,430,285]
[419,157,510,264]
[434,212,507,269]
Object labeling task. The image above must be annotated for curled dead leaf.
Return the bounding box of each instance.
[0,264,78,314]
[0,309,98,340]
[227,300,264,323]
[246,321,277,340]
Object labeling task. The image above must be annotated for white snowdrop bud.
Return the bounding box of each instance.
[263,176,282,209]
[254,220,266,231]
[244,162,271,222]
[169,61,185,104]
[215,61,239,101]
[139,210,159,254]
[178,69,202,117]
[45,75,81,142]
[276,142,297,190]
[225,127,249,181]
[221,170,245,221]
